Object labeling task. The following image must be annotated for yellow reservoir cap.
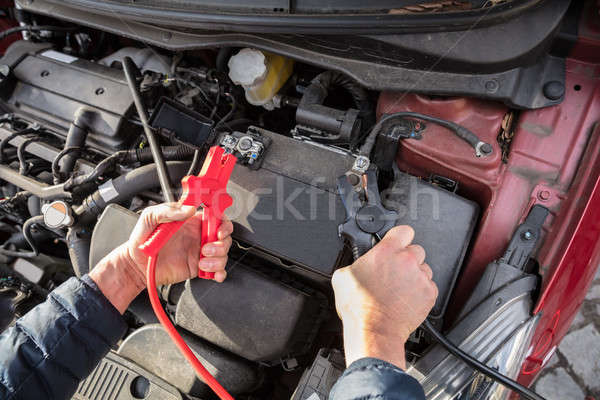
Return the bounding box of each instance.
[228,48,293,108]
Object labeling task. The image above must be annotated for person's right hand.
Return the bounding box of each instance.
[331,225,438,369]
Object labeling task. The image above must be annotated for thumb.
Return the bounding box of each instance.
[130,203,196,244]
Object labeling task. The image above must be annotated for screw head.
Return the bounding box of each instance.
[522,230,534,241]
[538,190,551,201]
[237,137,253,151]
[480,143,493,155]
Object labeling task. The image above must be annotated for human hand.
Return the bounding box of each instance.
[331,225,438,369]
[126,203,233,285]
[89,203,233,314]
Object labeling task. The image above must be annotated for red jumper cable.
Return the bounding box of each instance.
[139,146,237,400]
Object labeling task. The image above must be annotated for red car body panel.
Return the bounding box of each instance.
[378,5,600,385]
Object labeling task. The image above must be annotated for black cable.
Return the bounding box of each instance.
[186,150,201,176]
[359,112,492,159]
[210,84,221,120]
[213,93,237,132]
[168,77,215,109]
[123,56,175,203]
[0,126,40,163]
[0,25,77,40]
[62,146,194,191]
[0,215,45,259]
[17,137,49,175]
[422,320,546,400]
[52,146,82,184]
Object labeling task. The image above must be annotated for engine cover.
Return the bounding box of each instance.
[0,41,136,153]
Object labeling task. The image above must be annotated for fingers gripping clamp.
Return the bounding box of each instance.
[337,169,399,260]
[139,146,237,279]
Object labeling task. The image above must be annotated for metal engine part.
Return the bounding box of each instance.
[0,41,136,154]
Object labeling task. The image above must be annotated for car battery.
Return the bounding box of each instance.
[221,127,355,280]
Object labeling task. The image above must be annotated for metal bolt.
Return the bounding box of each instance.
[222,136,236,147]
[522,230,534,241]
[480,143,493,155]
[355,157,368,168]
[538,190,551,201]
[238,137,253,151]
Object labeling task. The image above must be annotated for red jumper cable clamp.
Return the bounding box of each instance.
[140,145,237,279]
[139,146,237,400]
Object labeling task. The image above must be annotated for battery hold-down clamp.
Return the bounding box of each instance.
[139,146,237,400]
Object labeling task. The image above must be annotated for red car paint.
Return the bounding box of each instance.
[0,2,19,55]
[378,4,600,386]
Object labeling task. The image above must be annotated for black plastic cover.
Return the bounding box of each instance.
[72,351,182,400]
[117,324,260,396]
[0,41,136,153]
[383,171,479,320]
[173,258,326,364]
[18,0,570,109]
[223,127,354,279]
[291,348,345,400]
[149,97,213,147]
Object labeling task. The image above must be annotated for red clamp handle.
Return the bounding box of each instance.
[139,220,185,257]
[139,146,237,280]
[198,208,219,279]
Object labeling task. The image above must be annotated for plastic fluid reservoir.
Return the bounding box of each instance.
[228,48,293,109]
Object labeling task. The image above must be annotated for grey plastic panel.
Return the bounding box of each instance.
[72,351,182,400]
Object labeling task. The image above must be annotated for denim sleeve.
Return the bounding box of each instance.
[329,358,426,400]
[0,275,127,400]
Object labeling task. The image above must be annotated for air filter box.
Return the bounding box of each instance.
[172,256,327,364]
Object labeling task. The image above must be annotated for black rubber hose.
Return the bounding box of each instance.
[74,161,190,225]
[66,227,91,277]
[301,71,372,123]
[0,126,39,163]
[62,146,194,191]
[123,56,175,203]
[0,25,77,40]
[18,137,48,175]
[60,108,94,176]
[422,320,546,400]
[53,147,82,184]
[216,47,233,72]
[359,112,492,158]
[0,215,45,259]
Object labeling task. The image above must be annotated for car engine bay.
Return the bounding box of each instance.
[1,2,599,399]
